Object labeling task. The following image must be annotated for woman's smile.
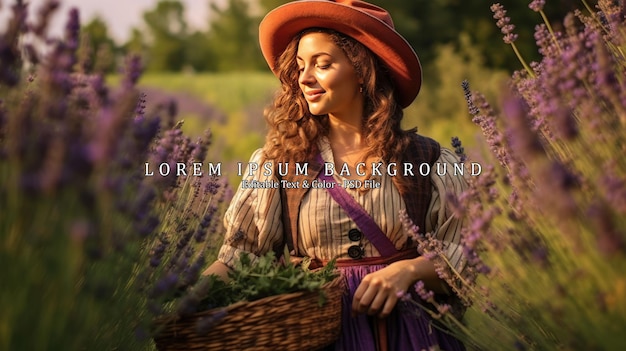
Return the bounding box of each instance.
[304,88,326,102]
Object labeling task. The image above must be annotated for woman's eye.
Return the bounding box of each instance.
[316,63,330,69]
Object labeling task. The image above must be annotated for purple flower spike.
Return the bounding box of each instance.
[123,54,143,89]
[196,309,228,334]
[451,136,467,162]
[491,3,518,44]
[414,281,435,302]
[64,8,80,51]
[461,80,479,115]
[395,290,411,302]
[529,0,545,12]
[150,273,179,299]
[501,92,544,158]
[587,201,624,256]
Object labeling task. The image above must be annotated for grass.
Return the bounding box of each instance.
[135,71,279,116]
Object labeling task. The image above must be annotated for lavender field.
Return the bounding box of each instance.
[435,1,626,349]
[1,0,625,350]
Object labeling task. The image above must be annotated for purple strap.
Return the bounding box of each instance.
[316,154,398,257]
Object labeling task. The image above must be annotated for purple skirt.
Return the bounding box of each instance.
[329,264,466,351]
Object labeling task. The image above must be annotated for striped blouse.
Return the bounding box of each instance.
[217,138,467,273]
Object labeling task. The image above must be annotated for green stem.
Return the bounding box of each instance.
[581,0,594,17]
[439,254,482,297]
[539,10,562,54]
[510,42,536,78]
[581,0,610,36]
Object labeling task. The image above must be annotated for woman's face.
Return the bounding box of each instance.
[296,32,363,118]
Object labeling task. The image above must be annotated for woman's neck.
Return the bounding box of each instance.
[326,112,372,175]
[327,111,365,150]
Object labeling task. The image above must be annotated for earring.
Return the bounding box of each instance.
[359,85,363,93]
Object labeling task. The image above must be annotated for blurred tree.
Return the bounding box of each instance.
[80,16,117,73]
[185,30,217,71]
[115,0,582,73]
[142,0,189,71]
[123,27,149,57]
[365,0,451,67]
[366,0,580,72]
[258,0,289,13]
[207,0,266,71]
[448,0,580,71]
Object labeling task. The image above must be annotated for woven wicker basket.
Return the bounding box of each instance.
[154,275,345,351]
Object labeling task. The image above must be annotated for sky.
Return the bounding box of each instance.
[0,0,220,43]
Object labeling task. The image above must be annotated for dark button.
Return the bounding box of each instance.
[348,245,364,259]
[348,228,362,241]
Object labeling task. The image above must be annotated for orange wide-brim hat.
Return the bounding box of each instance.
[259,0,422,108]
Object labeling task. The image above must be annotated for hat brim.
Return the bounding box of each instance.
[259,0,422,108]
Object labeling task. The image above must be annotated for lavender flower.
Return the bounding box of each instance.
[122,54,143,89]
[1,3,228,349]
[587,201,624,256]
[491,3,536,76]
[64,8,80,51]
[196,310,228,334]
[395,290,412,302]
[199,212,214,229]
[399,208,421,240]
[451,136,467,162]
[528,0,545,12]
[135,92,147,118]
[553,106,578,140]
[414,281,435,303]
[0,1,28,86]
[436,303,451,316]
[150,273,179,299]
[514,340,527,351]
[136,214,160,238]
[176,293,200,316]
[461,80,479,116]
[149,238,168,268]
[491,3,518,44]
[501,91,544,157]
[190,130,212,162]
[469,91,510,169]
[204,176,222,195]
[132,112,160,152]
[534,24,554,57]
[592,28,625,119]
[601,170,626,215]
[454,2,626,349]
[186,255,206,281]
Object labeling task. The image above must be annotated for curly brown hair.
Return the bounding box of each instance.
[262,28,417,164]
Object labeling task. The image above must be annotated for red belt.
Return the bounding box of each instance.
[335,247,418,267]
[303,247,418,269]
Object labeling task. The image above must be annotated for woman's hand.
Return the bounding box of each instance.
[351,256,447,318]
[351,259,419,318]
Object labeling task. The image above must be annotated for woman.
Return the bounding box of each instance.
[204,1,467,350]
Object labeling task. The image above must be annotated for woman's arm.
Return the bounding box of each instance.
[206,148,284,277]
[202,261,232,281]
[351,256,447,318]
[353,148,468,318]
